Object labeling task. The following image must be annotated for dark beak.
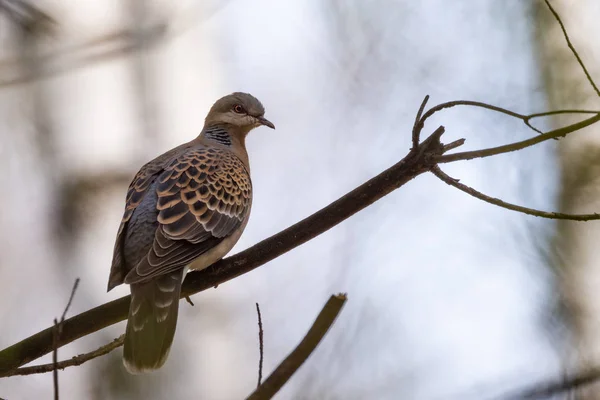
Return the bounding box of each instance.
[257,116,275,129]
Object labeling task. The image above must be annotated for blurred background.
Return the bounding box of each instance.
[1,0,600,399]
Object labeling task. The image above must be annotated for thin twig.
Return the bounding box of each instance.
[52,278,80,400]
[184,296,194,306]
[543,0,600,98]
[436,111,600,163]
[247,294,347,400]
[52,318,59,400]
[442,138,466,153]
[431,166,600,221]
[420,100,530,129]
[417,99,600,139]
[527,109,600,119]
[256,303,264,388]
[412,95,429,149]
[60,279,80,321]
[5,336,124,377]
[523,109,600,135]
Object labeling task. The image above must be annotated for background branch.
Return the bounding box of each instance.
[542,0,600,98]
[0,2,231,89]
[246,294,347,400]
[494,367,600,399]
[3,94,600,377]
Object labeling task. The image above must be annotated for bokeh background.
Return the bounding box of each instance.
[1,0,600,399]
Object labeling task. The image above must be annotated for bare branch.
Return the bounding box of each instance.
[419,100,531,131]
[246,294,347,400]
[412,95,429,149]
[431,166,600,221]
[524,109,600,136]
[417,99,600,140]
[1,94,599,377]
[442,138,466,153]
[59,279,80,322]
[437,111,600,163]
[0,125,449,375]
[0,0,57,35]
[4,336,124,377]
[543,0,600,98]
[527,109,600,119]
[256,303,264,388]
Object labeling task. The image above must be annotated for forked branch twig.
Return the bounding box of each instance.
[246,294,347,400]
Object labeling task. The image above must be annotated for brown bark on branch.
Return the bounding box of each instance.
[2,91,600,377]
[432,166,600,221]
[2,88,600,377]
[3,336,124,377]
[0,124,447,376]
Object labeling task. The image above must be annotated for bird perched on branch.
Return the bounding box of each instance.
[107,92,274,374]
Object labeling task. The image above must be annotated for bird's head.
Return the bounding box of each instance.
[205,92,275,135]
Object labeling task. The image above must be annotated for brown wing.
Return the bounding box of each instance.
[124,146,251,284]
[108,144,190,291]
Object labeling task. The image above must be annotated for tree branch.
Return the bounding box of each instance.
[417,98,600,136]
[431,166,600,221]
[412,95,429,149]
[0,124,448,376]
[3,94,600,377]
[494,367,600,399]
[542,0,600,98]
[246,294,347,400]
[436,111,600,163]
[2,96,599,378]
[0,2,232,90]
[4,335,124,377]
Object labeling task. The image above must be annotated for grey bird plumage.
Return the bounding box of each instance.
[107,92,274,374]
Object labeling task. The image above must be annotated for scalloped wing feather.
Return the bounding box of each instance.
[123,146,251,284]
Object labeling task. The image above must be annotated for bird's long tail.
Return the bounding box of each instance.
[123,269,184,374]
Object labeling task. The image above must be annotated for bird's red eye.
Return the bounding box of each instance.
[233,104,245,114]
